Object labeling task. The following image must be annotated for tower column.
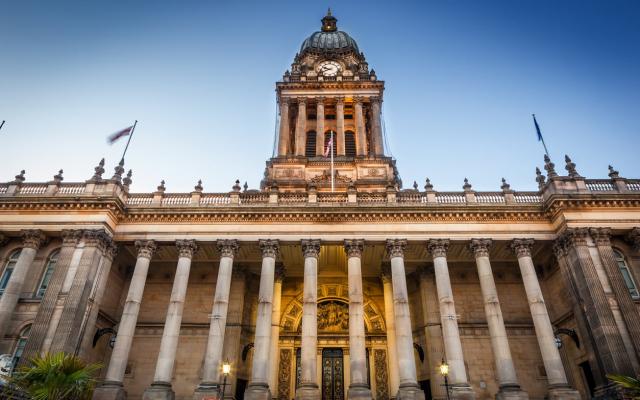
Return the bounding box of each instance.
[370,96,383,156]
[426,240,475,400]
[510,239,581,400]
[269,265,285,399]
[245,240,279,400]
[0,230,45,344]
[143,240,198,400]
[470,239,527,400]
[344,240,373,400]
[381,267,400,398]
[295,97,307,156]
[385,240,425,400]
[195,240,240,399]
[295,240,321,400]
[336,97,345,156]
[315,97,325,156]
[278,98,290,156]
[95,240,157,400]
[354,97,366,156]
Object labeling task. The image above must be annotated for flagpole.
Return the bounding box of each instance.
[120,120,138,163]
[0,120,5,131]
[330,130,335,192]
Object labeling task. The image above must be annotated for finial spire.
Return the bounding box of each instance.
[321,9,338,32]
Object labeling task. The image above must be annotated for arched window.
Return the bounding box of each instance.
[36,249,60,298]
[324,131,337,157]
[344,131,356,157]
[305,131,317,157]
[0,250,21,296]
[12,324,31,372]
[614,249,640,299]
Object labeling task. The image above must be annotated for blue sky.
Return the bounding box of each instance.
[1,1,638,192]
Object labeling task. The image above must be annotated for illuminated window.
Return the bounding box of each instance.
[0,250,21,296]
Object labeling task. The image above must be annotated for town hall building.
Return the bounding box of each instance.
[1,11,639,400]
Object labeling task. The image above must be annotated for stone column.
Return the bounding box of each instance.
[470,239,527,400]
[381,266,400,398]
[370,97,383,156]
[426,240,475,400]
[510,239,580,400]
[143,240,198,400]
[245,240,279,400]
[0,230,45,342]
[223,267,248,399]
[195,239,239,399]
[95,240,157,400]
[315,97,325,156]
[295,98,307,156]
[385,239,424,400]
[344,240,373,400]
[295,240,321,400]
[278,98,290,156]
[269,265,285,399]
[354,97,366,156]
[336,97,346,156]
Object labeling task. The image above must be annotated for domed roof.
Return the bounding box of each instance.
[300,10,359,55]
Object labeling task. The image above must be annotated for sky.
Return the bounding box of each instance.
[1,0,638,192]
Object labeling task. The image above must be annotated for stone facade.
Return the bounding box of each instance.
[1,10,640,400]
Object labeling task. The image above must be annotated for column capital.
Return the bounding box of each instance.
[370,96,381,104]
[627,227,640,252]
[82,229,111,250]
[344,239,364,258]
[552,238,568,259]
[60,229,83,247]
[275,263,286,282]
[589,227,612,246]
[353,96,364,104]
[316,96,326,104]
[279,97,291,105]
[297,97,307,106]
[105,243,119,261]
[469,239,492,258]
[176,239,198,259]
[301,239,321,258]
[135,240,157,259]
[511,239,535,258]
[21,229,46,250]
[217,239,239,258]
[259,239,280,259]
[335,96,345,105]
[426,239,449,258]
[385,239,407,258]
[562,227,590,247]
[380,263,392,283]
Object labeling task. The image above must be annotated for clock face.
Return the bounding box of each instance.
[317,61,341,77]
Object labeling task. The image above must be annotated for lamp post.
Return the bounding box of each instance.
[439,358,451,400]
[221,361,231,400]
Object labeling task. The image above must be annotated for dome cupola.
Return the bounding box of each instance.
[299,9,360,56]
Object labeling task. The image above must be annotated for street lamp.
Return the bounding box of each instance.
[221,361,231,400]
[439,358,451,400]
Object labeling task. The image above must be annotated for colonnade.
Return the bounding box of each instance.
[277,96,384,158]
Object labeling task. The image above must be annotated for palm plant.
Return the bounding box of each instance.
[607,374,640,399]
[3,352,102,400]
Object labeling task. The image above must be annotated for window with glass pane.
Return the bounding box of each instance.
[11,325,31,372]
[0,250,21,296]
[36,250,59,298]
[614,249,640,299]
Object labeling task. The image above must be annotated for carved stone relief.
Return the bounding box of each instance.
[374,349,389,400]
[278,348,292,400]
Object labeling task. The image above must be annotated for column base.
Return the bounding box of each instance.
[547,384,581,400]
[193,382,222,400]
[295,383,321,400]
[142,381,175,400]
[93,381,127,400]
[244,382,272,400]
[496,384,529,400]
[348,383,373,400]
[449,384,476,400]
[396,383,425,400]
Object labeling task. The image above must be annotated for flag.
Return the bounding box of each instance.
[107,125,134,144]
[533,114,543,142]
[324,135,334,157]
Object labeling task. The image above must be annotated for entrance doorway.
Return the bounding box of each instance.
[321,348,344,400]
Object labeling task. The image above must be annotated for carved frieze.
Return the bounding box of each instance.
[278,349,292,400]
[374,349,389,400]
[317,300,349,332]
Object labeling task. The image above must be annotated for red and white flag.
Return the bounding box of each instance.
[324,136,334,157]
[107,125,134,144]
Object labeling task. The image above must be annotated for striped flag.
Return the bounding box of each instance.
[324,135,334,157]
[107,125,134,144]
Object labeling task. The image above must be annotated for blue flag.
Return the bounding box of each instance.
[533,114,543,141]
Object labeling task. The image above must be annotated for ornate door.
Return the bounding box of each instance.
[322,348,344,400]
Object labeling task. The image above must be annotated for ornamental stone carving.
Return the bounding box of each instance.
[105,243,119,261]
[563,228,590,247]
[317,300,349,332]
[344,239,364,258]
[511,239,535,258]
[374,349,389,400]
[589,227,612,246]
[627,227,640,252]
[469,239,492,258]
[135,240,157,259]
[61,230,82,247]
[21,230,45,250]
[217,239,239,258]
[176,239,198,259]
[259,239,279,259]
[385,239,406,258]
[301,239,321,258]
[552,239,568,259]
[278,349,292,400]
[426,239,449,258]
[82,229,111,251]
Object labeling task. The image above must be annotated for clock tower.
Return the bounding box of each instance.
[261,10,401,192]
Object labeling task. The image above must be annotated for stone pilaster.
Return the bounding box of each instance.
[315,97,325,156]
[269,264,285,399]
[385,239,424,400]
[195,239,240,399]
[94,240,157,400]
[223,267,248,399]
[381,266,400,398]
[354,97,366,156]
[511,239,580,400]
[344,240,373,400]
[278,98,290,156]
[336,97,346,156]
[295,98,307,156]
[245,240,279,400]
[426,240,475,400]
[143,239,198,400]
[469,239,527,400]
